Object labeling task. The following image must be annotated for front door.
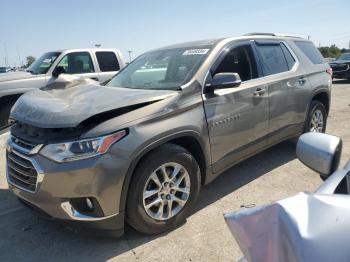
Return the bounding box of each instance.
[203,42,269,173]
[52,51,100,81]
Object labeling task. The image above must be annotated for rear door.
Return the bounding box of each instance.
[203,41,269,173]
[95,51,121,82]
[254,41,306,142]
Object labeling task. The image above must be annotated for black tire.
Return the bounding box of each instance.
[0,99,17,129]
[304,100,327,133]
[126,143,201,235]
[320,175,328,181]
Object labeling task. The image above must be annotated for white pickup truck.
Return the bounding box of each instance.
[0,48,126,128]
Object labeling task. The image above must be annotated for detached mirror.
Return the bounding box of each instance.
[204,72,241,93]
[52,66,66,78]
[297,133,342,177]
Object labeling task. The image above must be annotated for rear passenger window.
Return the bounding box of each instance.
[294,41,324,64]
[257,44,289,76]
[281,43,296,69]
[96,51,120,72]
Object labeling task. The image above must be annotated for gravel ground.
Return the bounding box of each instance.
[0,80,349,262]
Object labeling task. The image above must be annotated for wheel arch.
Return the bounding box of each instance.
[311,91,330,115]
[119,130,210,214]
[0,93,23,105]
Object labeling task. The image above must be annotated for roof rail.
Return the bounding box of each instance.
[244,32,276,36]
[244,32,303,38]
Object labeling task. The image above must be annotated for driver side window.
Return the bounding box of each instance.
[214,44,258,82]
[56,52,95,74]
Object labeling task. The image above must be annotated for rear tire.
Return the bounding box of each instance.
[320,175,328,181]
[0,99,17,129]
[304,100,327,133]
[290,100,327,144]
[126,143,201,235]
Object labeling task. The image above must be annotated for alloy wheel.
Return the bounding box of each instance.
[309,109,324,132]
[142,162,191,221]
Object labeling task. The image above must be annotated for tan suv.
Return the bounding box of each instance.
[7,33,332,236]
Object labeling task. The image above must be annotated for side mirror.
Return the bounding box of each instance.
[52,66,66,78]
[296,133,342,177]
[204,72,241,93]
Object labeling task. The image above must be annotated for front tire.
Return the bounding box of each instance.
[126,144,201,235]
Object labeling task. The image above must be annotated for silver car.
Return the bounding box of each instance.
[6,33,332,236]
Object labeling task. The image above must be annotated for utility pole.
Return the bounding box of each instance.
[307,35,311,40]
[3,43,8,67]
[16,44,22,68]
[128,50,133,62]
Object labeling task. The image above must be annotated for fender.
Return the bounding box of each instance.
[118,129,211,214]
[304,88,330,122]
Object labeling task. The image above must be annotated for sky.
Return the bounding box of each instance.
[1,0,350,67]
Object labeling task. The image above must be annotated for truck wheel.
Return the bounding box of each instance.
[0,99,17,129]
[126,144,201,235]
[304,100,327,133]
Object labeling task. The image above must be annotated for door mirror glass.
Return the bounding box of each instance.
[205,72,241,93]
[296,133,342,177]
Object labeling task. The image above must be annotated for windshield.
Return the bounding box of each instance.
[107,46,212,90]
[27,52,61,74]
[337,53,350,61]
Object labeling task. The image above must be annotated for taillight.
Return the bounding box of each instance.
[326,67,333,76]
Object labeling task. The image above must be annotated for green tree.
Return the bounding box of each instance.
[329,44,341,58]
[26,56,36,67]
[319,47,329,58]
[318,45,341,58]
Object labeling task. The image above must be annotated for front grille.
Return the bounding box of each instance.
[11,135,38,152]
[7,150,38,192]
[331,63,349,72]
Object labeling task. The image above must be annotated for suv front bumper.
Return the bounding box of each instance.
[6,139,127,235]
[331,63,350,79]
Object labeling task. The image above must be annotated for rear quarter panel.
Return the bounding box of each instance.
[287,40,331,122]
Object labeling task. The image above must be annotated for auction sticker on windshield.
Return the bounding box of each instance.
[182,49,209,55]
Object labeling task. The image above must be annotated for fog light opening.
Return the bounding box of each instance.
[85,198,94,211]
[69,197,104,217]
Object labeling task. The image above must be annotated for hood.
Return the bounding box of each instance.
[0,71,37,83]
[10,79,178,128]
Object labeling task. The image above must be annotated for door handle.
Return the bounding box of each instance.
[90,77,99,81]
[253,87,266,97]
[298,77,307,86]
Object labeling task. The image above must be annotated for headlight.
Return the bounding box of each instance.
[40,130,127,162]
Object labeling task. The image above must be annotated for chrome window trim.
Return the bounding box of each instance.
[253,40,300,78]
[201,39,302,96]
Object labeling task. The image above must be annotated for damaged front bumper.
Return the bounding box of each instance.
[6,137,127,236]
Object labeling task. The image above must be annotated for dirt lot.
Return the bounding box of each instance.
[1,80,349,262]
